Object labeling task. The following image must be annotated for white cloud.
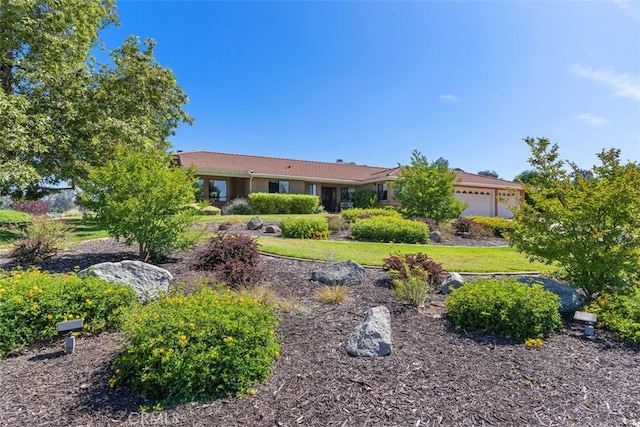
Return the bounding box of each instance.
[439,94,458,102]
[611,0,640,20]
[576,113,609,126]
[572,65,640,101]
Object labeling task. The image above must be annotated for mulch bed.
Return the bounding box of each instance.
[1,224,640,426]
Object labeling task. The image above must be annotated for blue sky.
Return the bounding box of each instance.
[102,0,639,181]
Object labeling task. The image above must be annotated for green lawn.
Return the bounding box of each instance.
[62,218,110,242]
[257,238,551,273]
[1,214,549,273]
[0,218,109,248]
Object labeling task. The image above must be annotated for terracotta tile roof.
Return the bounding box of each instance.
[175,151,399,183]
[174,151,521,189]
[454,170,522,190]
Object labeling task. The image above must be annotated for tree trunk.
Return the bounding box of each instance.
[139,242,149,263]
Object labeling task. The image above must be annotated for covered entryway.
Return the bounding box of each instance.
[321,187,336,212]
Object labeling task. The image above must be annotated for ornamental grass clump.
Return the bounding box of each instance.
[446,277,562,342]
[0,268,137,358]
[111,288,280,404]
[316,286,348,304]
[10,217,69,264]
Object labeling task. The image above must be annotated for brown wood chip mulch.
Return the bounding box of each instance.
[1,234,640,427]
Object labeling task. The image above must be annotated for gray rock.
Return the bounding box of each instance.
[311,260,365,286]
[429,231,442,243]
[265,225,281,234]
[247,217,264,230]
[346,306,392,357]
[78,260,172,303]
[441,272,465,294]
[516,276,583,313]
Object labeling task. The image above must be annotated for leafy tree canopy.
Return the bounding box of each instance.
[392,149,466,223]
[477,170,499,178]
[513,169,542,185]
[510,137,640,299]
[78,147,197,262]
[0,0,192,198]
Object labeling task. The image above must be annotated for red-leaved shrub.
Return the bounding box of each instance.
[196,234,261,287]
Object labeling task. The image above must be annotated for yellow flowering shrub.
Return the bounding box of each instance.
[111,288,280,405]
[446,277,562,342]
[0,267,137,358]
[586,286,640,344]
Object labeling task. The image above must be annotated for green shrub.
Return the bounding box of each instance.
[466,216,515,238]
[249,193,319,214]
[341,207,400,223]
[585,287,640,344]
[222,198,253,215]
[185,203,221,216]
[0,268,137,358]
[446,277,562,342]
[354,190,378,208]
[201,205,221,216]
[111,289,280,404]
[0,209,32,225]
[281,217,329,240]
[10,217,69,264]
[350,216,430,243]
[196,234,261,288]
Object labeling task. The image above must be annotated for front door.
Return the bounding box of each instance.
[321,187,336,212]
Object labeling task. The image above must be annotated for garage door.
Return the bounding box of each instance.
[497,191,517,218]
[455,189,494,217]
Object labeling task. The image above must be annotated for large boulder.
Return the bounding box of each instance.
[78,260,172,303]
[265,225,281,235]
[440,272,465,294]
[346,306,392,357]
[247,217,264,230]
[310,260,365,286]
[516,276,583,313]
[429,231,442,243]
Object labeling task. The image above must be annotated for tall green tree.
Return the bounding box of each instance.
[510,137,640,299]
[392,150,466,222]
[78,148,196,262]
[0,1,192,197]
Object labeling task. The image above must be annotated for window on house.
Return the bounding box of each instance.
[308,184,317,196]
[209,180,227,202]
[340,187,355,208]
[194,179,204,202]
[377,183,388,201]
[269,180,289,193]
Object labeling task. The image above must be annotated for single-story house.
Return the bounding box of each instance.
[173,151,523,218]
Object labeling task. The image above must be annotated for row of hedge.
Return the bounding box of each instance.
[248,193,319,214]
